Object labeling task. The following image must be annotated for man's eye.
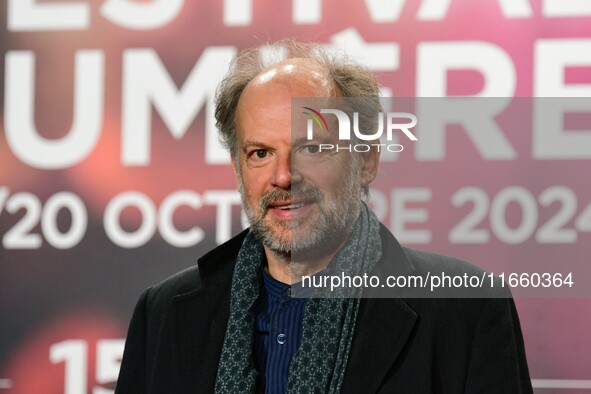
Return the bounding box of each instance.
[303,145,320,154]
[253,149,268,159]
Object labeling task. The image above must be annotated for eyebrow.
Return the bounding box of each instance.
[240,135,332,152]
[293,134,332,146]
[241,140,272,153]
[292,136,311,146]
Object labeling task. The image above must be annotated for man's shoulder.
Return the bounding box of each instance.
[379,223,487,277]
[401,246,488,277]
[146,229,249,302]
[197,228,249,274]
[378,224,509,298]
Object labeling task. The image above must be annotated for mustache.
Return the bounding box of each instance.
[260,187,323,210]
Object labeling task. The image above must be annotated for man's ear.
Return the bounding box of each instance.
[360,140,381,189]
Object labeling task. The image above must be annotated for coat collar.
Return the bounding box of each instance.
[341,225,418,393]
[172,283,231,393]
[171,230,247,393]
[171,226,418,392]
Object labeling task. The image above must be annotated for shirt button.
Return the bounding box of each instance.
[277,333,287,345]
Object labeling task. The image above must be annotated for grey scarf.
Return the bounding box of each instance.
[214,203,382,393]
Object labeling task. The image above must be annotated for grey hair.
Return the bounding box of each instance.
[214,38,382,157]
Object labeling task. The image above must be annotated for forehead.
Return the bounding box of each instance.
[238,59,335,111]
[235,81,294,131]
[235,62,336,141]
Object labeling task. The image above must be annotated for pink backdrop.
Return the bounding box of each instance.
[1,0,591,392]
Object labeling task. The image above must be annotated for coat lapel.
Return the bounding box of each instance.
[172,282,231,393]
[342,297,417,393]
[171,230,247,392]
[341,225,419,393]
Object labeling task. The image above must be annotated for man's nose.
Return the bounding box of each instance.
[271,152,301,189]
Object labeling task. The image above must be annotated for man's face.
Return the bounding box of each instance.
[233,73,368,257]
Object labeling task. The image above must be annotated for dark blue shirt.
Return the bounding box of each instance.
[254,269,308,394]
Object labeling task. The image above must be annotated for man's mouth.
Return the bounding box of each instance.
[267,200,315,218]
[272,202,305,210]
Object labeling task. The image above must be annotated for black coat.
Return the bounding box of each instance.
[115,225,533,393]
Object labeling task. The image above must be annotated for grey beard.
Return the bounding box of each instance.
[238,158,362,257]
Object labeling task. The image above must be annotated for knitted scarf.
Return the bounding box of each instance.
[214,203,382,393]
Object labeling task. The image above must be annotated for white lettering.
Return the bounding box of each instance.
[319,109,351,140]
[104,192,157,248]
[416,42,516,160]
[223,0,252,26]
[101,0,184,30]
[387,113,418,141]
[543,0,591,17]
[329,28,399,72]
[364,0,405,22]
[417,0,532,20]
[417,41,515,97]
[158,191,204,247]
[353,112,383,141]
[8,0,89,31]
[497,0,533,17]
[391,188,432,244]
[5,50,104,169]
[203,190,242,244]
[416,0,452,20]
[293,0,322,24]
[121,47,236,166]
[533,39,591,159]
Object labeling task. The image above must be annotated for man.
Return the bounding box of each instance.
[115,40,532,393]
